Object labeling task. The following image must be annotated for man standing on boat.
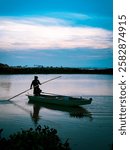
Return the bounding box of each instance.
[30,76,42,96]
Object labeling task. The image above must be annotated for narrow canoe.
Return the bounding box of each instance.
[27,94,92,106]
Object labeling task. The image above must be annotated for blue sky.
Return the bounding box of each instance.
[0,0,113,68]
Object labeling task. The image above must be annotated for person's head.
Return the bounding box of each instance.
[34,76,38,80]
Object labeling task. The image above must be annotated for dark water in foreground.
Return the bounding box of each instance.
[0,74,113,150]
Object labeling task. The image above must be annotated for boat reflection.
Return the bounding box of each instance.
[28,100,93,125]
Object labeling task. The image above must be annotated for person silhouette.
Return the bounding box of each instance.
[30,76,42,96]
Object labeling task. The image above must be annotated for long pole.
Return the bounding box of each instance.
[7,76,61,101]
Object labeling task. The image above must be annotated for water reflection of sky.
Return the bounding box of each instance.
[42,75,113,96]
[0,74,113,98]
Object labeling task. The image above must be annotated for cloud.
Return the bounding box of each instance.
[0,16,112,51]
[46,12,90,20]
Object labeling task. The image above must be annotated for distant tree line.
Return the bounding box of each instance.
[0,63,113,74]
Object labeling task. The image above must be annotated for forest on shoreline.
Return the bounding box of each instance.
[0,63,113,74]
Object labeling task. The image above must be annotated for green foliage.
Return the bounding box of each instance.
[0,125,71,150]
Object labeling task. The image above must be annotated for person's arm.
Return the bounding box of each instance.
[38,80,41,85]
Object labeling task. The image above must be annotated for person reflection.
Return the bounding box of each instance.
[30,104,41,126]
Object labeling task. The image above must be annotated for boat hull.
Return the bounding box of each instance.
[27,94,92,106]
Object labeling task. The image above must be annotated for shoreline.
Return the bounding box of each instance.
[0,64,113,75]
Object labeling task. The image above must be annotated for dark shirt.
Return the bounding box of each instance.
[30,79,41,95]
[30,79,41,88]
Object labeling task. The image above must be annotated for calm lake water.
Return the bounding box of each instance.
[0,74,113,150]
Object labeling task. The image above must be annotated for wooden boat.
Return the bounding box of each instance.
[27,94,92,107]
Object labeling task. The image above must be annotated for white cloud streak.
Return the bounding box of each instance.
[46,12,90,20]
[0,17,112,51]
